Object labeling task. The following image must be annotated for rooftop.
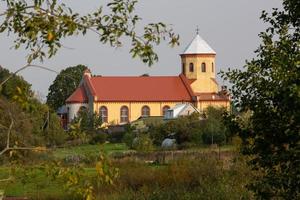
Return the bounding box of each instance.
[182,34,216,55]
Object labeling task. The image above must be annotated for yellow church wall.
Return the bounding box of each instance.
[181,54,216,80]
[191,78,218,93]
[94,101,180,124]
[197,101,230,112]
[181,54,218,93]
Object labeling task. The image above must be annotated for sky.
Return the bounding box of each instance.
[0,0,282,99]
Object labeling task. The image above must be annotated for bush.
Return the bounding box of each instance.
[107,156,254,200]
[45,113,68,147]
[108,131,125,143]
[132,134,154,152]
[123,131,136,148]
[89,132,107,144]
[202,131,226,145]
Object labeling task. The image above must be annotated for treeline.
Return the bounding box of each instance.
[0,66,67,161]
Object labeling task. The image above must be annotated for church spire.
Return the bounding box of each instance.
[182,32,216,55]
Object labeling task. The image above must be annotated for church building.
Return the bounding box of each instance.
[65,33,230,125]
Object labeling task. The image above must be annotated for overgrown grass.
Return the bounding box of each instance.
[52,143,129,159]
[0,156,253,200]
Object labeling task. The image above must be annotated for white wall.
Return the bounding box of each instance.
[66,103,88,122]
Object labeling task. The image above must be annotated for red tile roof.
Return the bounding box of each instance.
[90,75,193,102]
[66,74,194,103]
[66,85,88,103]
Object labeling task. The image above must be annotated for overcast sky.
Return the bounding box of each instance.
[0,0,282,99]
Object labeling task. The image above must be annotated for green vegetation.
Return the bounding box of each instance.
[46,65,88,111]
[221,0,300,198]
[0,154,253,200]
[1,0,299,199]
[144,107,229,149]
[0,0,179,65]
[52,143,129,159]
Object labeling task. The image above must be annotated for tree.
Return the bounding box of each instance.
[46,64,87,111]
[221,0,300,198]
[201,106,227,145]
[0,66,33,110]
[0,0,179,66]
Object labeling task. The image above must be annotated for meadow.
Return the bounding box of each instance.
[0,143,254,200]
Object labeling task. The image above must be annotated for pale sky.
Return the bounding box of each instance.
[0,0,282,99]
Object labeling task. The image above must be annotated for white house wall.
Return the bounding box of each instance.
[66,103,88,122]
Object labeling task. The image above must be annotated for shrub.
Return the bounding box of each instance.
[45,113,68,147]
[89,132,107,144]
[108,131,125,143]
[202,131,226,145]
[123,131,136,148]
[132,134,154,152]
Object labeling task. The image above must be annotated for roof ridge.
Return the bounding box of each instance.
[182,34,216,55]
[91,75,179,78]
[179,74,196,101]
[83,75,97,99]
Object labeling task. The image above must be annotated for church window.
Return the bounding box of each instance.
[182,63,186,74]
[162,106,170,117]
[99,106,108,123]
[120,106,129,123]
[189,63,194,72]
[141,106,150,117]
[201,63,206,72]
[212,62,214,72]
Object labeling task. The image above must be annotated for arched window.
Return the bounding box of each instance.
[189,63,194,72]
[182,63,186,74]
[162,105,170,117]
[120,106,129,123]
[141,106,150,117]
[99,106,108,123]
[212,62,214,72]
[201,63,206,72]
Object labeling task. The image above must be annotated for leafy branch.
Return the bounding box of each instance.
[0,0,180,65]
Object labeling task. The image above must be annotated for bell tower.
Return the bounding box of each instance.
[180,32,218,93]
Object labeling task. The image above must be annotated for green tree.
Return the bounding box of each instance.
[46,64,87,111]
[149,113,202,146]
[221,0,300,198]
[0,66,33,110]
[201,106,227,145]
[0,0,179,65]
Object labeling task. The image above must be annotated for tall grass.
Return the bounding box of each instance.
[96,157,254,200]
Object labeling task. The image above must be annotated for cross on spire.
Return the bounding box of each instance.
[196,26,199,35]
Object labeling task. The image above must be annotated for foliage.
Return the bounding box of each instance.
[149,109,229,147]
[221,0,300,198]
[47,153,119,200]
[68,108,103,144]
[132,133,154,152]
[89,133,107,145]
[77,108,102,133]
[108,157,253,200]
[149,113,202,146]
[1,154,254,200]
[67,119,88,143]
[44,113,68,147]
[0,0,179,65]
[46,64,87,111]
[0,66,33,111]
[0,98,38,152]
[201,106,228,145]
[123,131,136,148]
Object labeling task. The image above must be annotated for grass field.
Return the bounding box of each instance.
[52,143,130,159]
[0,143,242,199]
